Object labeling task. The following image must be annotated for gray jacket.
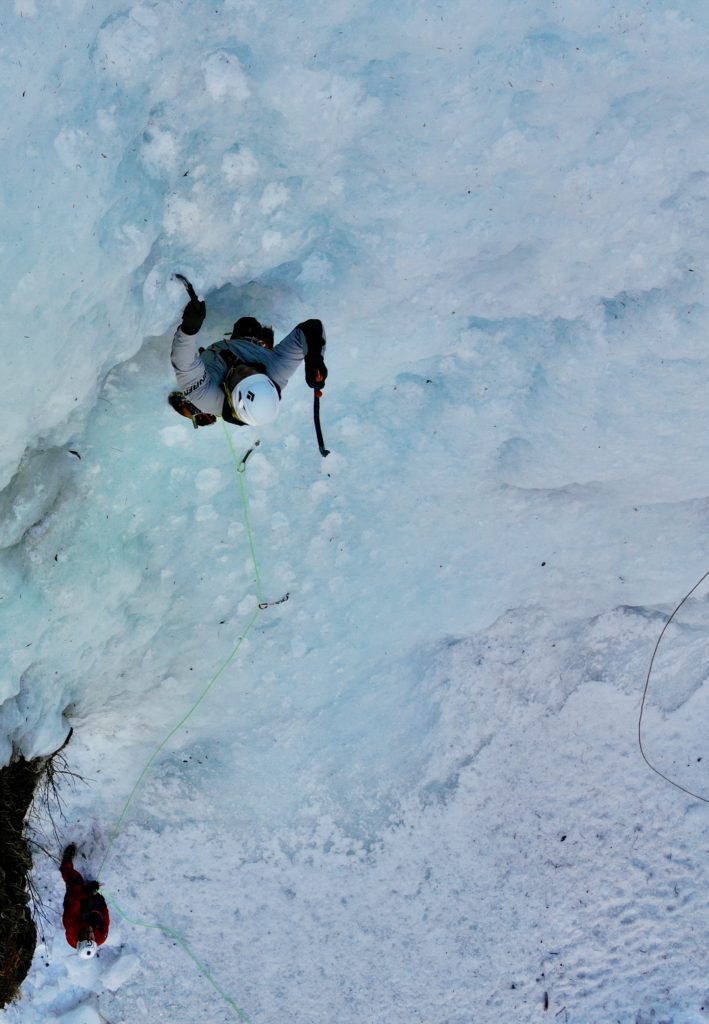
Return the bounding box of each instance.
[171,325,315,417]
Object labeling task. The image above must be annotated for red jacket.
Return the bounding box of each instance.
[61,860,110,948]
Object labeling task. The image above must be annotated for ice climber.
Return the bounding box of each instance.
[60,844,110,959]
[168,274,328,429]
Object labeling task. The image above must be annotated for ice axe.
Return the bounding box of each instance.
[313,392,330,457]
[174,273,198,302]
[174,273,206,335]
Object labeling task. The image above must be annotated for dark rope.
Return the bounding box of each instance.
[639,568,709,803]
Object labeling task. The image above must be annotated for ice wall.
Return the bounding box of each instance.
[3,0,709,736]
[3,2,709,1021]
[2,0,709,777]
[6,0,709,487]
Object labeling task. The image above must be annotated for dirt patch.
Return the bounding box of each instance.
[0,730,73,1008]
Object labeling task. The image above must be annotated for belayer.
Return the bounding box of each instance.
[60,843,110,959]
[169,275,328,433]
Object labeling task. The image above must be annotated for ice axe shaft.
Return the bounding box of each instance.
[174,273,199,303]
[314,392,330,457]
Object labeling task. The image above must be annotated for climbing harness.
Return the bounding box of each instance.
[639,568,709,804]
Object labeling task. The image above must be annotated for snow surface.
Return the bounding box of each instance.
[3,1,709,1021]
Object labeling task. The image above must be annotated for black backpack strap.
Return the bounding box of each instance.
[218,348,269,378]
[219,352,281,424]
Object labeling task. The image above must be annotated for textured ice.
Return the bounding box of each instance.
[3,1,709,1022]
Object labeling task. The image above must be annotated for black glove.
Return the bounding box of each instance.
[305,355,328,390]
[297,319,325,353]
[180,296,206,335]
[175,274,206,335]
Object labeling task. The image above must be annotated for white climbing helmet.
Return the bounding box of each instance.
[77,937,98,959]
[232,373,280,426]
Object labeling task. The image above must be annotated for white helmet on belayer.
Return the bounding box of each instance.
[232,373,280,426]
[77,937,98,959]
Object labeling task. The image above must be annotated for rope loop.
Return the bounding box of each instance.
[640,569,709,804]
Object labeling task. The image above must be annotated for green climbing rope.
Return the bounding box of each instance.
[96,431,270,1022]
[98,603,260,876]
[225,432,266,608]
